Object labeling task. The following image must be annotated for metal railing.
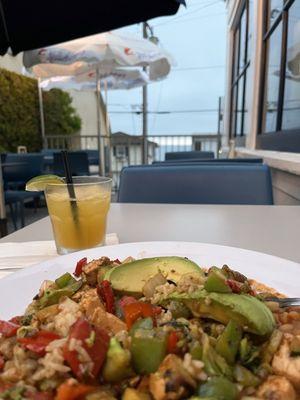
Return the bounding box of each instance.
[45,133,220,190]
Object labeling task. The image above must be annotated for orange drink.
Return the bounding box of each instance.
[45,176,112,254]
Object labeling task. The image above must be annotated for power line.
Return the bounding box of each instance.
[153,12,225,28]
[153,0,222,27]
[109,109,219,114]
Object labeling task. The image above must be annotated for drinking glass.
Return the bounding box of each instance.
[45,176,112,254]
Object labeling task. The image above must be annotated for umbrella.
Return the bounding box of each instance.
[23,31,174,174]
[0,0,185,55]
[23,31,173,81]
[39,68,149,91]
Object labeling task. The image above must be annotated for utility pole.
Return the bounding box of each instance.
[142,22,148,164]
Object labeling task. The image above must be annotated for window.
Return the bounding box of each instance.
[230,0,253,141]
[258,0,300,152]
[113,145,129,159]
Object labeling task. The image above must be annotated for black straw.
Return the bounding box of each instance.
[61,151,79,224]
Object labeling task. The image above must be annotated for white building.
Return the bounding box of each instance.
[224,0,300,204]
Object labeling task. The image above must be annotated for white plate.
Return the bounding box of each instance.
[1,241,299,320]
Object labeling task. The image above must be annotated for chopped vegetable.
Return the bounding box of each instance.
[74,257,87,277]
[215,320,242,364]
[102,338,133,382]
[202,334,233,378]
[198,377,238,400]
[63,318,109,380]
[233,364,260,387]
[97,280,115,314]
[131,328,167,374]
[55,272,77,288]
[37,280,82,309]
[142,272,167,299]
[123,301,161,330]
[122,388,151,400]
[0,320,20,337]
[55,381,94,400]
[167,331,179,354]
[204,268,232,293]
[18,330,61,355]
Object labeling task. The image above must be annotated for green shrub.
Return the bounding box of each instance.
[0,68,81,152]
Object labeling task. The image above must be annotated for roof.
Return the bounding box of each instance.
[111,132,158,147]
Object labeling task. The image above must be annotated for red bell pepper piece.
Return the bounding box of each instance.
[167,331,179,354]
[0,355,4,371]
[123,301,162,329]
[55,381,94,400]
[97,280,115,314]
[63,318,109,380]
[74,257,87,277]
[18,330,61,356]
[226,279,242,294]
[0,320,20,337]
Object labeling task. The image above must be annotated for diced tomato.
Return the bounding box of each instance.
[0,383,12,393]
[123,301,162,329]
[97,280,115,314]
[226,279,242,294]
[0,320,20,337]
[63,318,109,380]
[18,330,61,356]
[74,257,87,277]
[167,331,179,354]
[0,355,4,371]
[55,381,94,400]
[118,296,137,309]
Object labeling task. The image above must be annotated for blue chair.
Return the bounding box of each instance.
[158,157,263,164]
[165,151,215,160]
[4,153,45,189]
[118,164,273,205]
[4,190,41,229]
[85,150,99,166]
[53,151,90,176]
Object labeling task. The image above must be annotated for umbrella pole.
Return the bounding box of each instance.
[37,78,47,149]
[0,160,7,238]
[104,81,112,177]
[96,68,105,175]
[142,22,148,164]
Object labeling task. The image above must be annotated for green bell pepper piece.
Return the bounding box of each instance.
[37,280,82,308]
[202,334,233,379]
[190,341,203,360]
[198,377,238,400]
[131,328,167,374]
[55,272,77,288]
[215,320,242,364]
[204,269,231,293]
[233,365,260,387]
[102,338,133,382]
[129,317,153,336]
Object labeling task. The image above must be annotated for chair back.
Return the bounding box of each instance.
[118,164,273,205]
[158,157,263,164]
[85,150,99,166]
[165,151,215,160]
[53,151,90,176]
[3,153,45,187]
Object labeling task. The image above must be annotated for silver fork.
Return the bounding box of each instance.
[265,297,300,307]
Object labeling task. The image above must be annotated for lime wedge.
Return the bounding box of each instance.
[26,175,64,191]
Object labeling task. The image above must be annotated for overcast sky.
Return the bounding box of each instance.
[108,0,227,136]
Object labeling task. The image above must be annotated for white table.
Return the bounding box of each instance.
[1,203,299,263]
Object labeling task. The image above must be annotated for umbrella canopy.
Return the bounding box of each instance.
[40,68,149,91]
[23,31,174,81]
[0,0,185,56]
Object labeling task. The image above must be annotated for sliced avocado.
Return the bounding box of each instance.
[204,268,231,293]
[105,256,202,296]
[168,290,275,336]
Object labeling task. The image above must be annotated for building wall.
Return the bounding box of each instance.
[225,0,300,205]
